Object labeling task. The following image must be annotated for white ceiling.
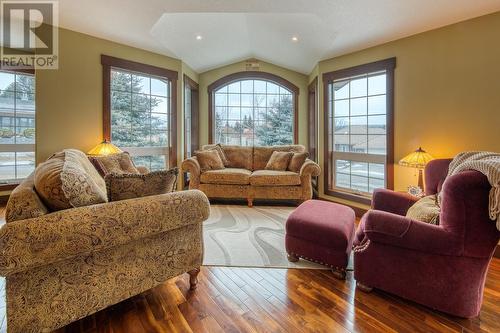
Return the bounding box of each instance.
[58,0,500,74]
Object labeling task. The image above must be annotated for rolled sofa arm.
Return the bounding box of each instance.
[181,157,201,188]
[299,159,321,177]
[371,188,419,216]
[0,190,210,276]
[361,210,462,256]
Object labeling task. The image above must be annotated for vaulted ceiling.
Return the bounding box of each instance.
[58,0,500,74]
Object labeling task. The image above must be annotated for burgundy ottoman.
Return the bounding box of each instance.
[285,200,356,279]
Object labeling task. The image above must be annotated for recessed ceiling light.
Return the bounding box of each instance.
[196,35,203,40]
[291,36,299,42]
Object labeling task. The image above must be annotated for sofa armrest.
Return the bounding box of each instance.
[299,159,321,177]
[0,190,210,276]
[371,188,419,216]
[136,166,150,174]
[362,210,462,256]
[181,157,201,188]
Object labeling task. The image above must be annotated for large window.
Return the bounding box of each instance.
[208,72,298,146]
[324,58,395,203]
[101,55,178,170]
[0,70,35,184]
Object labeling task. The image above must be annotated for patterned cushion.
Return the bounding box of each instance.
[208,144,229,167]
[203,144,254,170]
[34,149,108,211]
[88,152,139,176]
[265,151,294,171]
[250,170,301,186]
[406,195,440,225]
[200,168,251,185]
[196,150,225,172]
[287,152,309,172]
[105,168,178,201]
[253,145,305,170]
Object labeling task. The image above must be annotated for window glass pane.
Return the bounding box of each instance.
[151,78,168,97]
[368,115,386,134]
[241,80,253,93]
[350,77,367,97]
[266,94,279,107]
[241,94,253,107]
[334,117,349,135]
[368,74,386,95]
[0,153,15,181]
[227,82,240,93]
[228,94,240,107]
[334,135,349,152]
[215,93,226,106]
[368,135,386,155]
[16,152,35,179]
[334,100,349,117]
[0,91,14,109]
[351,162,368,177]
[16,92,35,110]
[351,175,369,192]
[254,81,266,93]
[333,80,349,100]
[368,95,386,115]
[369,163,385,179]
[350,97,367,116]
[350,135,367,153]
[266,82,279,94]
[0,73,15,91]
[369,177,385,193]
[335,172,350,189]
[110,68,171,167]
[350,116,367,134]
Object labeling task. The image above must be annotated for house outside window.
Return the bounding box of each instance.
[0,71,35,184]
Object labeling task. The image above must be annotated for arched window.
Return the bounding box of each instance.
[208,72,298,146]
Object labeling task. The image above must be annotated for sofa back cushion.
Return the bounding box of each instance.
[5,173,49,223]
[88,152,139,177]
[253,145,305,170]
[34,149,108,211]
[202,144,253,170]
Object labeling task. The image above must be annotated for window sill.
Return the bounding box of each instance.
[0,183,19,191]
[324,189,372,206]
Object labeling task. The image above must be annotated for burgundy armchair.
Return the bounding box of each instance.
[353,159,500,318]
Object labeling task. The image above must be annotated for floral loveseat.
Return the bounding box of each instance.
[182,144,321,206]
[0,149,210,333]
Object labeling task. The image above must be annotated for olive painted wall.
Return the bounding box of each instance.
[315,11,500,208]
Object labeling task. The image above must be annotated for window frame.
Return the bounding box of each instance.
[184,74,199,158]
[101,55,178,168]
[308,77,318,162]
[0,66,35,189]
[207,71,299,145]
[322,58,395,205]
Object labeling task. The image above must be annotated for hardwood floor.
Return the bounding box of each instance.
[0,204,499,332]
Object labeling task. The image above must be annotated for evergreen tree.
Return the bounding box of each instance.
[255,95,293,145]
[110,72,160,147]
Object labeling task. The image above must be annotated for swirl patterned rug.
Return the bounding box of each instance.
[203,205,329,269]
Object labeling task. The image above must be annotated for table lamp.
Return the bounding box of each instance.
[399,147,434,190]
[87,139,122,156]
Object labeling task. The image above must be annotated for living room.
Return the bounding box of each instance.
[0,1,499,332]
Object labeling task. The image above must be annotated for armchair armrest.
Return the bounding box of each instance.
[0,190,210,276]
[299,159,321,177]
[181,157,201,188]
[362,210,462,256]
[371,188,419,216]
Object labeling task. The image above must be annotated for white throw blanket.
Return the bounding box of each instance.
[445,151,500,230]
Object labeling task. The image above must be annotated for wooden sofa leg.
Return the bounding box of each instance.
[247,198,253,208]
[287,253,299,262]
[188,268,200,290]
[356,281,373,293]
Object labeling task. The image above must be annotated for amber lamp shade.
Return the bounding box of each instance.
[87,140,122,156]
[399,147,434,190]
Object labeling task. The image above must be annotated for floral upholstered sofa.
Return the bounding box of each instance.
[0,149,210,333]
[182,144,321,206]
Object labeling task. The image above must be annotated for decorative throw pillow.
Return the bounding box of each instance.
[88,152,139,177]
[287,152,309,173]
[34,149,108,211]
[105,168,178,201]
[265,151,294,171]
[208,144,229,167]
[406,194,440,225]
[195,150,225,172]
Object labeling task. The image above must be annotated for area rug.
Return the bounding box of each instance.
[203,205,330,269]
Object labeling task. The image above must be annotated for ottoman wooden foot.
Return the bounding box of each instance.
[332,268,346,280]
[188,268,200,290]
[247,198,253,208]
[356,281,373,293]
[287,253,299,262]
